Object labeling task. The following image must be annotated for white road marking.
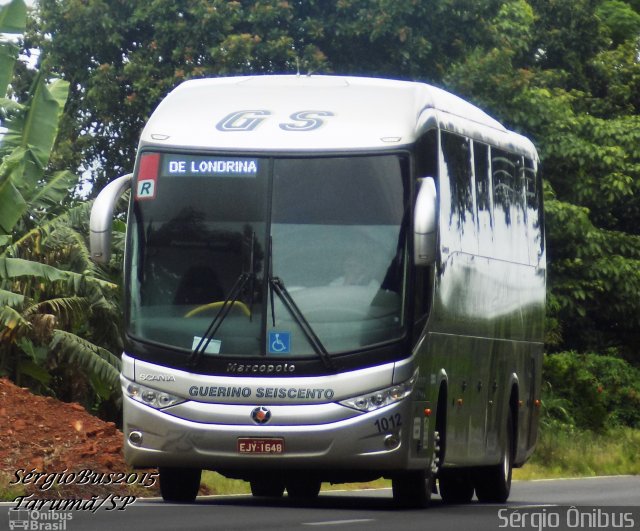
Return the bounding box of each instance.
[302,518,375,526]
[526,475,637,482]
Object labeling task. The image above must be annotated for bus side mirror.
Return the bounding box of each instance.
[414,176,437,266]
[90,174,132,264]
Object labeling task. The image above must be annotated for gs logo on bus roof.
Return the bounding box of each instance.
[216,110,334,132]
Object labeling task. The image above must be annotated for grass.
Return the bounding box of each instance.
[514,425,640,480]
[199,473,391,495]
[0,472,26,501]
[200,473,251,495]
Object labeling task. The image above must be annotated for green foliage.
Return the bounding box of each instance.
[539,381,575,429]
[0,203,123,404]
[543,196,640,353]
[590,40,640,116]
[0,74,70,233]
[543,351,640,430]
[50,330,121,400]
[0,472,26,501]
[0,0,123,414]
[597,0,640,46]
[0,0,26,96]
[528,0,608,90]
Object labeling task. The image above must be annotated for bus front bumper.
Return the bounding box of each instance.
[122,394,428,473]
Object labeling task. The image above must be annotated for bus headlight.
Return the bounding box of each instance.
[340,371,418,412]
[125,380,184,409]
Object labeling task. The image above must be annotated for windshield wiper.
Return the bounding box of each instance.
[269,276,336,372]
[189,232,257,367]
[188,272,251,368]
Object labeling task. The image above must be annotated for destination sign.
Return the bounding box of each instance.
[163,155,258,177]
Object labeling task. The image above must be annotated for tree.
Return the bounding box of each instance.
[597,0,640,46]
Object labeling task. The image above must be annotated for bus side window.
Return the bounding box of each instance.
[473,142,493,256]
[524,158,544,266]
[491,149,527,263]
[440,131,477,255]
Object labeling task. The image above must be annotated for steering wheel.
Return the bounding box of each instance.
[184,300,251,318]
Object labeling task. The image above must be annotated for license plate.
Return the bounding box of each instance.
[237,438,285,454]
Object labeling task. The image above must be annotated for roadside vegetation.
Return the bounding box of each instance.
[519,427,640,480]
[0,472,25,501]
[520,350,640,479]
[0,0,123,423]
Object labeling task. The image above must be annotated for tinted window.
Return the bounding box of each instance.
[441,132,476,254]
[524,158,544,265]
[474,142,493,256]
[492,149,528,263]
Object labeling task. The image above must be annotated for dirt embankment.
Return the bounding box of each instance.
[0,377,160,499]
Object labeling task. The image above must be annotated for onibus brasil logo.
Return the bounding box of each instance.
[8,508,73,530]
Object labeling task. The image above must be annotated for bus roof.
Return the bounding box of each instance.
[140,75,537,159]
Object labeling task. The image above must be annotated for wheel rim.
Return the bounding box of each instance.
[502,442,510,480]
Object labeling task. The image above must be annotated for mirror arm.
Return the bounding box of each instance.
[89,174,132,264]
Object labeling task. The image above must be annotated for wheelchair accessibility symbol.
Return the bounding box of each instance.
[269,331,291,354]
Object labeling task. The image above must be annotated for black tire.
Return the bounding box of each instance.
[159,467,201,503]
[474,409,514,503]
[392,469,433,508]
[286,478,321,499]
[439,468,474,504]
[250,478,285,497]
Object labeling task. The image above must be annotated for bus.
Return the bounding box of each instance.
[90,75,545,507]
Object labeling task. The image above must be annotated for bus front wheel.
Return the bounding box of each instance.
[159,467,201,503]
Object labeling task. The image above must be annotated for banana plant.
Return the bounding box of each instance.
[0,0,27,242]
[0,0,121,403]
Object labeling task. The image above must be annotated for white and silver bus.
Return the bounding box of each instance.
[90,75,545,507]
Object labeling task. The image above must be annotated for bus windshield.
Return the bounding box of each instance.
[127,153,409,359]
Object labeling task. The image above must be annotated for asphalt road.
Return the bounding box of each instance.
[2,476,639,531]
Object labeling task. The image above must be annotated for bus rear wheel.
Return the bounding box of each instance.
[159,467,201,503]
[473,409,514,503]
